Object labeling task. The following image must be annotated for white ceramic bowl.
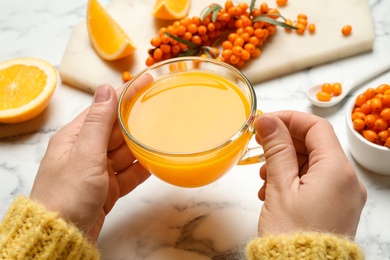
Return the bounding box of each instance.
[346,96,390,175]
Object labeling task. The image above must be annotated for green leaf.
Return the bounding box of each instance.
[201,46,218,58]
[200,4,222,22]
[179,48,201,57]
[252,15,297,30]
[164,32,199,48]
[249,0,256,17]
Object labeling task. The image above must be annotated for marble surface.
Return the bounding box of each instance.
[1,0,390,259]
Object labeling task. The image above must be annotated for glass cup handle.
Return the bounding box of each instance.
[237,146,265,165]
[237,110,265,165]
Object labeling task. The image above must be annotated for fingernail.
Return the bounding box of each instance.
[94,85,111,103]
[257,115,277,137]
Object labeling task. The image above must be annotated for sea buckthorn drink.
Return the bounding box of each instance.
[118,57,263,187]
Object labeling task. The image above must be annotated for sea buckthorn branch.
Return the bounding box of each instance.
[145,0,299,67]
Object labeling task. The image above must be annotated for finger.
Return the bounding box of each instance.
[116,162,151,197]
[258,182,266,201]
[75,84,118,158]
[271,111,348,179]
[108,122,126,151]
[108,142,137,172]
[271,111,344,160]
[255,113,300,192]
[260,163,267,181]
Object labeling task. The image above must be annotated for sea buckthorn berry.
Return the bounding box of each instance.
[244,26,254,35]
[370,97,382,112]
[385,137,390,148]
[276,0,288,7]
[249,36,260,46]
[376,84,390,94]
[207,23,216,32]
[297,13,307,20]
[364,114,376,128]
[146,56,155,66]
[237,2,248,11]
[308,23,316,34]
[150,37,161,47]
[360,102,372,115]
[176,25,187,36]
[232,45,243,56]
[228,33,239,43]
[260,3,269,13]
[378,130,389,142]
[382,94,390,106]
[222,49,233,60]
[122,71,132,83]
[352,111,366,121]
[244,43,255,53]
[353,118,365,131]
[363,129,377,143]
[252,47,262,58]
[153,48,163,60]
[332,83,342,96]
[234,37,244,47]
[229,54,240,64]
[191,16,201,26]
[380,108,390,121]
[241,49,251,60]
[321,83,333,94]
[198,25,207,35]
[341,25,352,36]
[160,44,171,53]
[191,35,202,45]
[355,94,367,107]
[364,88,376,99]
[225,0,234,11]
[316,91,331,102]
[187,23,198,34]
[222,40,233,50]
[375,118,389,131]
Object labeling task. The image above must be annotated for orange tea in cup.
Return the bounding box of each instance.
[118,57,263,187]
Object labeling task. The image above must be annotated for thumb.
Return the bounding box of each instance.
[76,84,118,156]
[255,113,299,192]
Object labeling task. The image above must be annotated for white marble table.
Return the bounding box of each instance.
[1,0,390,259]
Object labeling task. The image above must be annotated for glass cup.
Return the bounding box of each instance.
[118,57,264,188]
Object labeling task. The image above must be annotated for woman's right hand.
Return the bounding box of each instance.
[255,111,367,238]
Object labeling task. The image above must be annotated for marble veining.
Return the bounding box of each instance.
[1,0,390,259]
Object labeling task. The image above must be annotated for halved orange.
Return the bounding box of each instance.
[152,0,190,20]
[0,58,58,124]
[87,0,136,61]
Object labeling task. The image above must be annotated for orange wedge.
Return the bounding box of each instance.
[87,0,136,60]
[0,58,58,124]
[152,0,190,20]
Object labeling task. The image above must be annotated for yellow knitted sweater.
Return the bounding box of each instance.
[0,197,365,259]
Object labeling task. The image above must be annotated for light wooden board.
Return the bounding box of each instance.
[59,0,375,93]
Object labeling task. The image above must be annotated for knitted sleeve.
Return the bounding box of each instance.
[246,232,365,260]
[0,196,100,260]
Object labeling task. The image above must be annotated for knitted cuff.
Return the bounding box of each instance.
[246,232,365,260]
[0,196,100,260]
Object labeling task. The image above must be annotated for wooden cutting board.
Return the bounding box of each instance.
[59,0,375,93]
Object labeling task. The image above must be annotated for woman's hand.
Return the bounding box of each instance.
[255,111,367,238]
[30,84,150,242]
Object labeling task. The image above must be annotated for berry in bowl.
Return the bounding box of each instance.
[346,84,390,176]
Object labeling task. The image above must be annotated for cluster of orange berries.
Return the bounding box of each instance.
[351,83,390,148]
[145,1,290,68]
[316,82,343,101]
[284,13,315,35]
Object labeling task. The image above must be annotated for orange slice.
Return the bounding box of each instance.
[0,58,58,123]
[152,0,190,20]
[87,0,136,60]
